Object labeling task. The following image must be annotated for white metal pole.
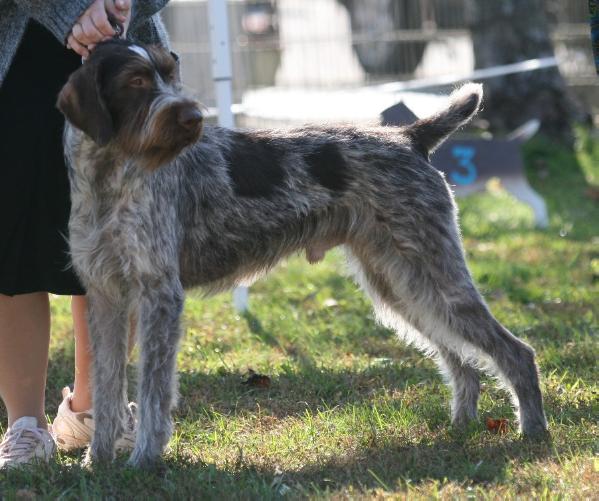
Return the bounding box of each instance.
[208,0,234,128]
[208,0,249,312]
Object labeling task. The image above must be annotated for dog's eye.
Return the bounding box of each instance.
[130,77,146,87]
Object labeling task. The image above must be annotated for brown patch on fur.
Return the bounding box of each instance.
[146,45,180,83]
[57,64,114,146]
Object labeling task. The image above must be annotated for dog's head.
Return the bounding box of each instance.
[57,40,203,169]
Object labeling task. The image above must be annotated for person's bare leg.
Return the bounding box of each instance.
[0,292,50,429]
[70,295,93,412]
[70,295,137,412]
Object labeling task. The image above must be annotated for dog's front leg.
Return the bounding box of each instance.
[86,290,130,464]
[127,281,184,468]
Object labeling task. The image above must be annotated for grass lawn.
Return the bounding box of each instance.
[1,133,598,499]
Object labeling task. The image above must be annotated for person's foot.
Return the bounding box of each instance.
[52,387,136,452]
[0,416,56,469]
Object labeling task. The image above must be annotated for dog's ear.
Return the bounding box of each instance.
[56,61,114,146]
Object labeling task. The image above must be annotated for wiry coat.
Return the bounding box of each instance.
[58,40,548,468]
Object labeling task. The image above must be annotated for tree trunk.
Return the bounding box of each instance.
[468,0,587,146]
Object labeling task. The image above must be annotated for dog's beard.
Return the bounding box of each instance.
[116,98,202,170]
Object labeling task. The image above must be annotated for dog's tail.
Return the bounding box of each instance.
[406,83,483,156]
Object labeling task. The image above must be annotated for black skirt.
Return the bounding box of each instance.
[0,21,85,296]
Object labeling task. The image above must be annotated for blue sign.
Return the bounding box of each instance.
[450,145,478,185]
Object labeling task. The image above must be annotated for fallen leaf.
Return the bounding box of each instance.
[486,416,509,434]
[242,369,271,388]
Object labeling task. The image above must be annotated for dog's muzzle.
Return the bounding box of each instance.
[177,106,203,137]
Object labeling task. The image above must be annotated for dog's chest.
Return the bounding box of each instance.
[69,168,170,293]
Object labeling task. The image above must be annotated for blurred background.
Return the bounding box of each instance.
[162,0,595,137]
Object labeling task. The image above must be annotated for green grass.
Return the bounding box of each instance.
[1,132,598,499]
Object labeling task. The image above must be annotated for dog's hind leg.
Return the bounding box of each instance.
[435,346,480,426]
[347,248,480,427]
[87,291,131,463]
[128,281,184,468]
[348,212,547,435]
[443,297,548,436]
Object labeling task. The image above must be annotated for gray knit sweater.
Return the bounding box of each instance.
[0,0,170,88]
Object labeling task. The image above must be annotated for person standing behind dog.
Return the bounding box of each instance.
[0,0,170,468]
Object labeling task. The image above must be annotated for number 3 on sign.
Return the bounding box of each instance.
[450,145,477,185]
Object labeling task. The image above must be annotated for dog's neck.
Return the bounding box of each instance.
[65,124,149,195]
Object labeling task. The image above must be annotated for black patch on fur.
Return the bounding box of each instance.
[305,143,349,192]
[226,133,286,198]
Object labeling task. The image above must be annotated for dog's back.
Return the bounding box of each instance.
[176,85,483,293]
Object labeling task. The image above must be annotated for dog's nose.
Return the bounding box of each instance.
[178,107,203,133]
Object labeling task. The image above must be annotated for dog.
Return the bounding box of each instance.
[57,39,548,467]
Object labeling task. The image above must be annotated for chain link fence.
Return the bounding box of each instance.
[162,0,596,120]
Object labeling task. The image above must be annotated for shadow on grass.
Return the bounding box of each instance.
[5,329,595,498]
[42,331,595,430]
[176,366,596,429]
[243,311,285,352]
[242,306,404,363]
[175,361,443,422]
[289,435,558,492]
[0,432,571,499]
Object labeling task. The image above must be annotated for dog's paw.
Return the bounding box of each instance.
[82,444,116,469]
[520,422,551,441]
[126,449,162,470]
[451,409,478,429]
[519,412,549,439]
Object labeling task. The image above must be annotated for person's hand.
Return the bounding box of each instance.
[105,0,132,37]
[88,0,132,51]
[67,0,114,59]
[67,0,132,59]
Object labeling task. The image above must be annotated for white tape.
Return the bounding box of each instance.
[377,57,559,94]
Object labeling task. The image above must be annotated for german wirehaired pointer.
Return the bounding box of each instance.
[57,40,547,467]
